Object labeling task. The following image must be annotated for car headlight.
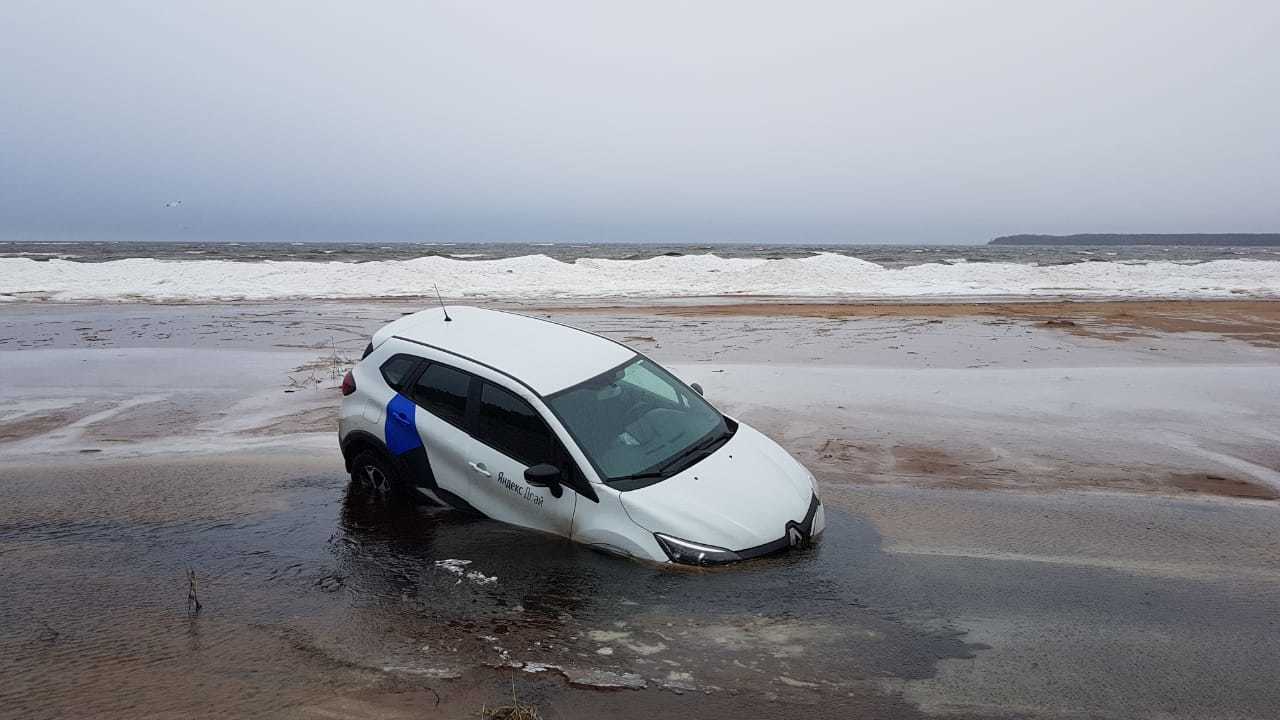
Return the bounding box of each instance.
[654,533,741,565]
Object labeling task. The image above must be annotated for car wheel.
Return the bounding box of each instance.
[349,450,404,502]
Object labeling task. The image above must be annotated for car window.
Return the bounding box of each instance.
[618,358,683,405]
[476,382,556,467]
[547,357,727,484]
[379,354,420,392]
[410,362,471,426]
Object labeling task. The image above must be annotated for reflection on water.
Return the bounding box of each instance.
[0,456,980,719]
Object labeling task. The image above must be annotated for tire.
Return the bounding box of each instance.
[349,449,406,503]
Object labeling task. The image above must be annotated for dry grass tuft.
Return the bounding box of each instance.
[481,704,540,720]
[186,567,202,616]
[480,676,541,720]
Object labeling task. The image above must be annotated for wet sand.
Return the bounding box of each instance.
[2,299,1279,718]
[584,298,1280,348]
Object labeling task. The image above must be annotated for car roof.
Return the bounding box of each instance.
[373,306,637,396]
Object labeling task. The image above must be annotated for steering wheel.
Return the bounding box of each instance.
[621,399,655,425]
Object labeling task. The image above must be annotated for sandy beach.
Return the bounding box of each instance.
[2,298,1279,719]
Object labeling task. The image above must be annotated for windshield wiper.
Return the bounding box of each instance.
[654,428,732,476]
[608,470,667,484]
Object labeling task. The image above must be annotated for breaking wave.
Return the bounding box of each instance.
[2,253,1278,302]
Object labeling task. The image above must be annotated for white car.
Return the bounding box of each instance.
[338,306,823,565]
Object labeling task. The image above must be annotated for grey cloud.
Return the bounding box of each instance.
[2,0,1277,244]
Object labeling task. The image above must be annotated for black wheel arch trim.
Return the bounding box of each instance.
[340,430,391,472]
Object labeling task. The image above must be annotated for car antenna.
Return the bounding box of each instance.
[433,284,452,322]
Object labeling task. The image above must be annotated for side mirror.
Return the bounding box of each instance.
[690,382,704,396]
[524,463,564,498]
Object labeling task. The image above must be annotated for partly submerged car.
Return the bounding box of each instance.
[338,306,823,565]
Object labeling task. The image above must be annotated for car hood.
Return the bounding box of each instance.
[619,421,816,552]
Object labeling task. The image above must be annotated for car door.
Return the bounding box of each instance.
[404,361,483,510]
[463,380,577,537]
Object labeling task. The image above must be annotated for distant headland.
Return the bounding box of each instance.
[990,233,1280,246]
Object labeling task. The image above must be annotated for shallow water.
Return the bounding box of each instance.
[4,447,1280,719]
[0,455,981,719]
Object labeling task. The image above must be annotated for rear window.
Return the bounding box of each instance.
[475,382,556,467]
[379,354,420,391]
[410,363,471,426]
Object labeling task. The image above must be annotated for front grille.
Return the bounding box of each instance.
[735,494,821,560]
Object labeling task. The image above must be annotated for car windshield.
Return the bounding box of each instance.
[546,357,730,484]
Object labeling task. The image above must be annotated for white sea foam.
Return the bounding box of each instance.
[1,254,1277,302]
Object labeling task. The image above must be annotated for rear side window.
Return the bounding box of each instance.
[411,363,471,426]
[475,382,556,467]
[379,354,420,392]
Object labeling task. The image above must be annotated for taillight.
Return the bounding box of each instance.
[341,370,357,396]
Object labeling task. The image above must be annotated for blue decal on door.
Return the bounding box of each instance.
[385,394,422,456]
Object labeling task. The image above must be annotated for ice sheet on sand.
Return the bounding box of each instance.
[381,666,463,679]
[560,667,647,690]
[509,662,647,689]
[433,559,498,585]
[2,254,1278,301]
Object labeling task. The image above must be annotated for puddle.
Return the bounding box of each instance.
[0,455,982,718]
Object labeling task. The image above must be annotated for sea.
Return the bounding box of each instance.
[3,240,1277,267]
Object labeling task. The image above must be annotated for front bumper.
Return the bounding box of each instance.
[662,494,823,565]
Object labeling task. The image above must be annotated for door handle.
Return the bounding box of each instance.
[391,410,412,426]
[468,461,491,477]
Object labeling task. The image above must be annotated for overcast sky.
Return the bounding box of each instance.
[3,1,1278,245]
